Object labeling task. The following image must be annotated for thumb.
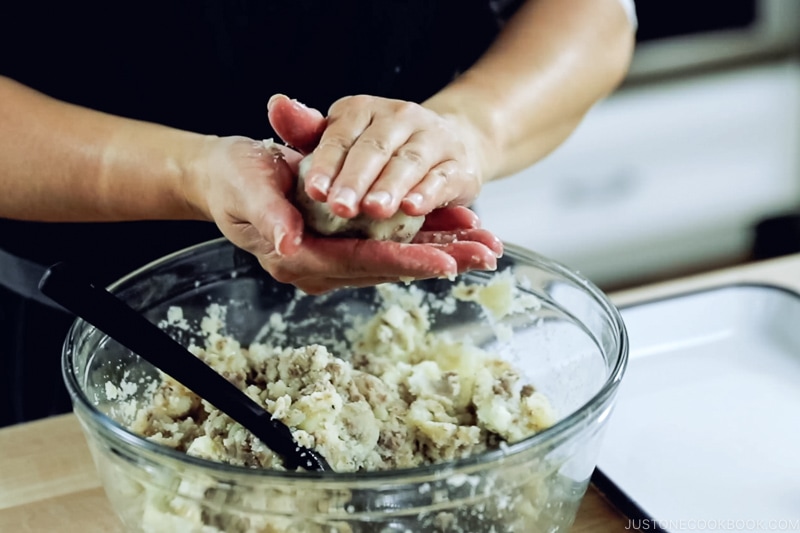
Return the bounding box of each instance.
[256,145,305,257]
[267,94,326,154]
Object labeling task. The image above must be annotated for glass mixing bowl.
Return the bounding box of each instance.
[62,238,627,533]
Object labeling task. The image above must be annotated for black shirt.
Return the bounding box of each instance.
[0,0,512,284]
[0,0,525,425]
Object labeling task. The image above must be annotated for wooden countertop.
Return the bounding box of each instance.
[2,253,799,532]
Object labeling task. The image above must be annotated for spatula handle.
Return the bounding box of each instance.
[39,262,330,472]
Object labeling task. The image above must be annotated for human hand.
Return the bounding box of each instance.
[259,206,502,295]
[267,93,486,221]
[185,136,502,294]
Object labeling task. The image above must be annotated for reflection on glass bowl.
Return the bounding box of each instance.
[62,238,627,533]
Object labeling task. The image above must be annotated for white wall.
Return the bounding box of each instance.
[477,59,800,287]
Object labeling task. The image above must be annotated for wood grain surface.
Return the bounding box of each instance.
[0,414,631,532]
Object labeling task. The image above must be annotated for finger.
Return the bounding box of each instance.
[267,94,327,154]
[294,276,404,295]
[325,121,414,219]
[245,151,305,257]
[413,228,504,257]
[302,97,373,203]
[360,131,441,220]
[312,238,458,278]
[420,206,481,232]
[400,161,480,216]
[277,237,459,281]
[427,241,499,273]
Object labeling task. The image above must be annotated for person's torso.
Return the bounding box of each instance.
[0,0,511,283]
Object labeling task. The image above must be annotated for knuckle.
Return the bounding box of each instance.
[317,134,351,153]
[394,100,420,119]
[356,136,392,156]
[332,94,369,113]
[431,166,451,183]
[328,95,354,114]
[395,147,426,167]
[449,139,468,160]
[351,94,373,107]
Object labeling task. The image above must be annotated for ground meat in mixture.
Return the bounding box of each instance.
[110,280,555,473]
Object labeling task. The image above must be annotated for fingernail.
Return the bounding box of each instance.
[403,193,423,209]
[333,188,357,213]
[273,224,286,256]
[493,239,504,257]
[365,191,392,209]
[267,93,286,111]
[311,175,331,196]
[444,259,458,279]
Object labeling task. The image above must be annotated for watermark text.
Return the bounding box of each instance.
[626,519,800,531]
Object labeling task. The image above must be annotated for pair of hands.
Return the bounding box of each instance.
[190,94,502,294]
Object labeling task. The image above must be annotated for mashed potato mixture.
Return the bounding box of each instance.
[109,277,555,473]
[96,275,568,532]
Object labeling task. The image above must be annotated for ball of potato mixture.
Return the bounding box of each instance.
[294,153,425,242]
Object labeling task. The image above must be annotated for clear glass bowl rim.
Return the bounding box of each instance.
[62,238,629,483]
